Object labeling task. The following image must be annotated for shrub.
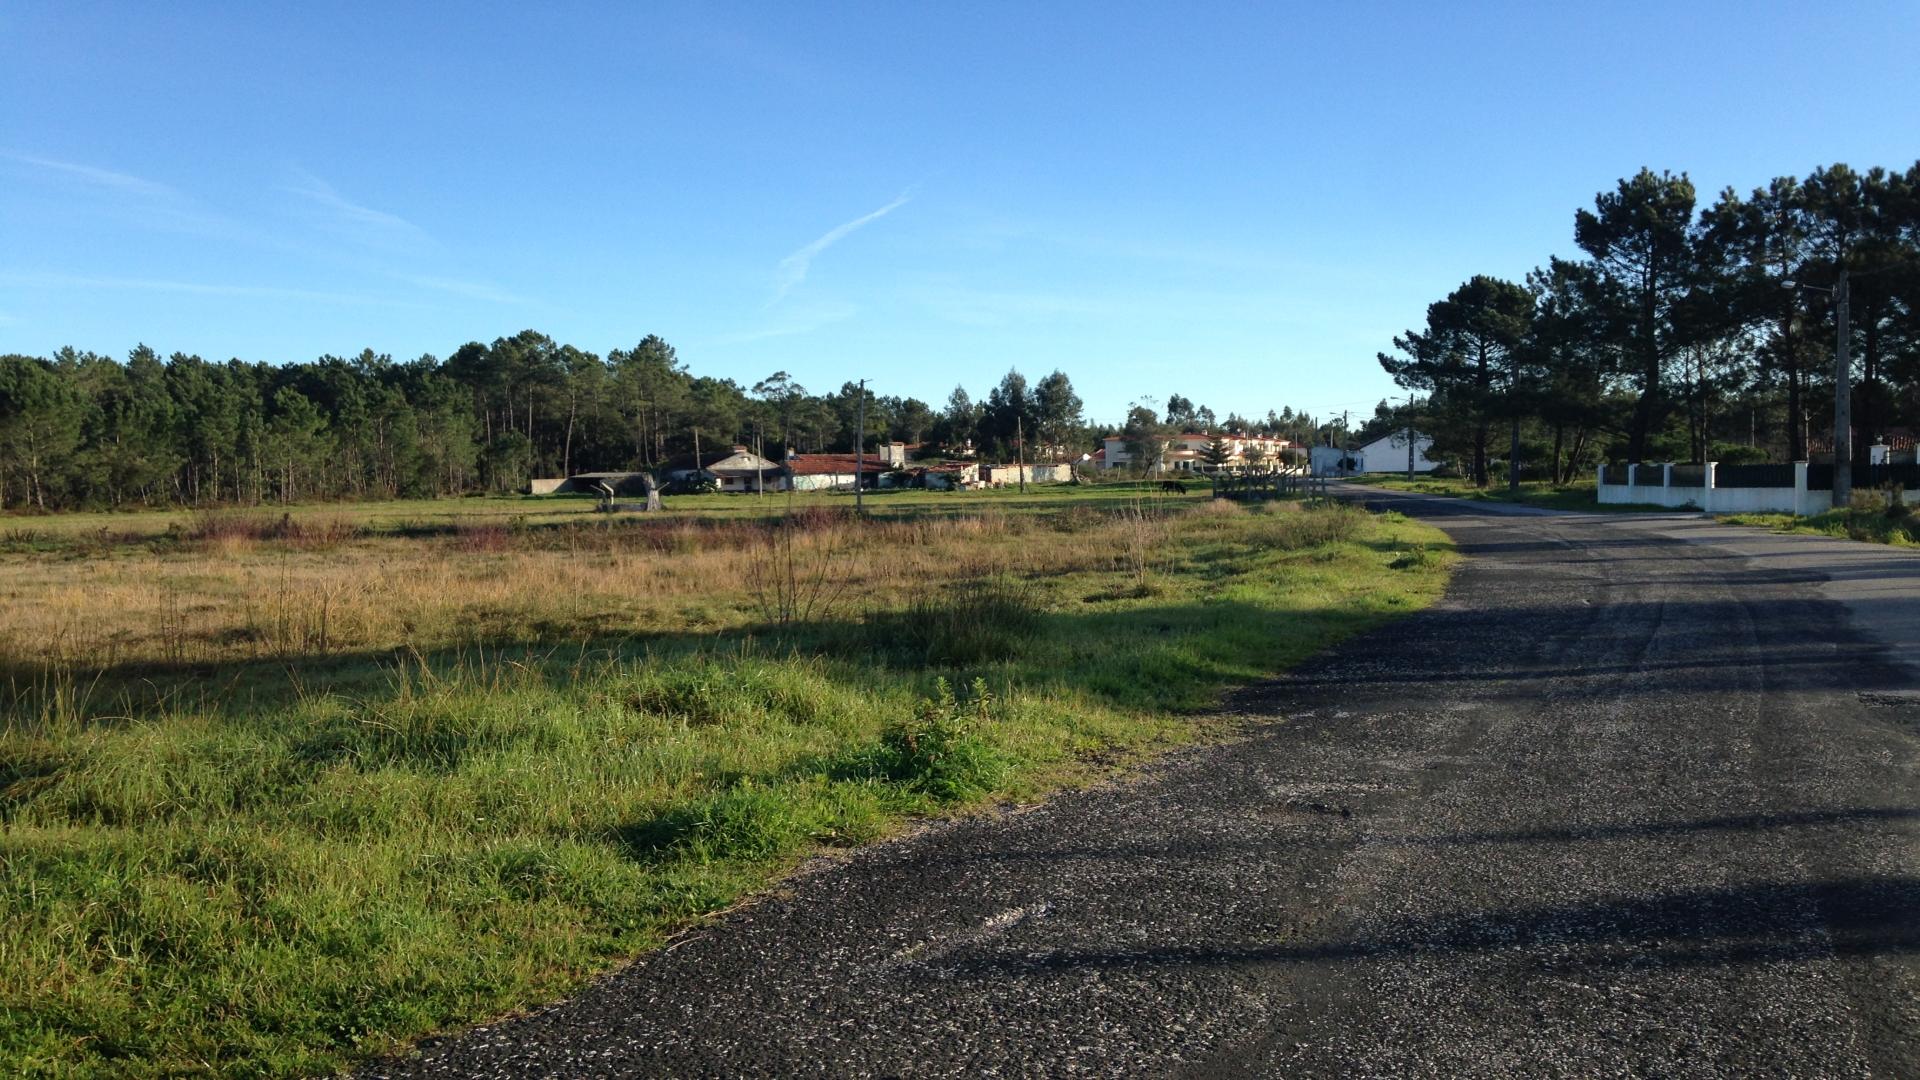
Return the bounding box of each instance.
[1709,441,1770,466]
[1849,489,1889,514]
[862,677,1007,802]
[1189,497,1248,518]
[184,512,360,551]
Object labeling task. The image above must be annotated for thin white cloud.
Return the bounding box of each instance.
[286,168,433,249]
[770,192,910,304]
[910,284,1115,327]
[396,274,528,305]
[712,301,858,345]
[2,270,412,307]
[5,153,177,198]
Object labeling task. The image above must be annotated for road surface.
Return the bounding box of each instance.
[369,491,1920,1078]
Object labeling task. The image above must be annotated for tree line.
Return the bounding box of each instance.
[1378,161,1920,486]
[0,334,1036,509]
[0,329,1340,510]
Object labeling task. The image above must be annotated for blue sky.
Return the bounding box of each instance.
[3,2,1916,426]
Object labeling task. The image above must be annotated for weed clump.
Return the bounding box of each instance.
[1387,542,1437,570]
[866,578,1043,666]
[185,512,361,551]
[863,677,1007,802]
[1251,502,1364,550]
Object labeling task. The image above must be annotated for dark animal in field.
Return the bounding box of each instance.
[1158,479,1188,494]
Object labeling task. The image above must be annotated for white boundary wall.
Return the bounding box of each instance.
[1596,462,1832,516]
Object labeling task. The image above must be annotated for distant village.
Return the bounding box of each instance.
[531,428,1438,497]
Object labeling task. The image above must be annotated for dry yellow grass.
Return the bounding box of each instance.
[0,508,1126,677]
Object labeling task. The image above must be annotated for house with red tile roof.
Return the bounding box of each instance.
[784,453,894,491]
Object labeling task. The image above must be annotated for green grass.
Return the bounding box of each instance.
[0,497,1452,1077]
[0,479,1211,543]
[1346,474,1682,512]
[1718,500,1920,546]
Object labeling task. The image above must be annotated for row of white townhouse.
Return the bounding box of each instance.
[1092,432,1297,474]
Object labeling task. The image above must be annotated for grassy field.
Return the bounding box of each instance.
[1345,474,1680,512]
[1719,494,1920,547]
[0,483,1453,1076]
[0,481,1210,540]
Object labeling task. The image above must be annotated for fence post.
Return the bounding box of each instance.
[1703,461,1716,514]
[1793,460,1810,516]
[1628,463,1639,488]
[1662,462,1673,488]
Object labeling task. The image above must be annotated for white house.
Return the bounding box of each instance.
[1096,432,1293,474]
[784,453,892,491]
[1311,432,1438,475]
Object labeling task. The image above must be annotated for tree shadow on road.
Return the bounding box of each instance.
[938,877,1920,977]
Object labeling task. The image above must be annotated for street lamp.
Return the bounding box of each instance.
[1785,269,1852,508]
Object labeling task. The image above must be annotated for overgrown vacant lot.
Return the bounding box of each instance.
[0,486,1451,1077]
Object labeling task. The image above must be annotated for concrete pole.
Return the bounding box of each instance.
[1834,266,1853,509]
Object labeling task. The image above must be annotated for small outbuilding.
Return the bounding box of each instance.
[785,453,893,491]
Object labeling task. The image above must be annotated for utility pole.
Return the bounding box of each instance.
[854,378,867,516]
[1016,415,1027,493]
[1406,395,1416,481]
[693,426,702,490]
[1834,266,1852,508]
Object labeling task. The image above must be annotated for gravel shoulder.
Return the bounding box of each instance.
[366,490,1920,1079]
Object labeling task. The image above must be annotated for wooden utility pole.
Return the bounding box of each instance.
[855,378,867,516]
[693,426,703,489]
[1016,415,1027,493]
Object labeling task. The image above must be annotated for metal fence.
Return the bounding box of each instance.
[1714,464,1797,489]
[1669,465,1706,487]
[1806,463,1920,492]
[1601,465,1630,485]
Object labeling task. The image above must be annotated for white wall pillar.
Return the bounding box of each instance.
[1703,461,1717,514]
[1628,463,1639,487]
[1662,462,1673,488]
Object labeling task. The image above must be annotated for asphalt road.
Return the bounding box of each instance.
[368,491,1920,1078]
